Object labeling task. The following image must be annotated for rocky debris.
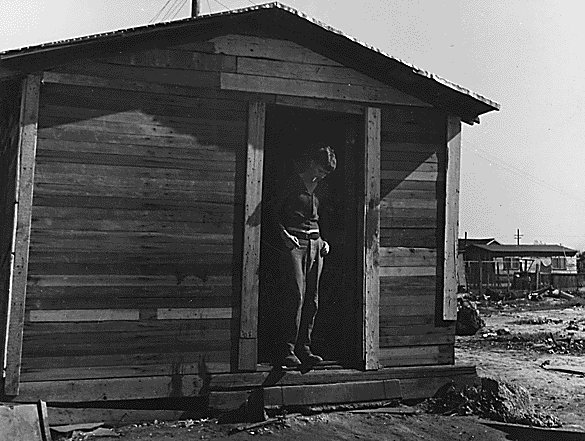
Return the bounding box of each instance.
[423,378,560,428]
[474,329,585,355]
[513,316,563,325]
[456,297,485,336]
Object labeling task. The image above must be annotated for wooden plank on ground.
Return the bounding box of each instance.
[238,101,265,371]
[443,116,461,321]
[362,107,381,370]
[47,407,186,427]
[4,73,41,396]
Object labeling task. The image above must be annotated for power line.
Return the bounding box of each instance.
[467,144,585,206]
[169,0,188,20]
[161,0,183,21]
[211,0,230,11]
[150,0,174,23]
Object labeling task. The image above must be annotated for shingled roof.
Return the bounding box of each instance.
[0,2,499,124]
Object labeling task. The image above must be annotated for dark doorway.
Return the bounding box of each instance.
[258,105,362,366]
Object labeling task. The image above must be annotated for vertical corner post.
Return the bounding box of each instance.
[238,101,266,371]
[362,107,380,370]
[4,73,41,395]
[443,115,461,321]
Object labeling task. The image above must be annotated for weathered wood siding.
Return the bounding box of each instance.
[22,45,249,382]
[16,33,432,390]
[378,107,454,367]
[4,32,457,396]
[0,81,22,371]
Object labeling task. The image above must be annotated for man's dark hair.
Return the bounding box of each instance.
[306,144,337,172]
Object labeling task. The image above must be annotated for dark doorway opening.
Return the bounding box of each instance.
[258,105,362,367]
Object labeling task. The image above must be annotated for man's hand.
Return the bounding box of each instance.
[320,240,330,256]
[280,229,301,249]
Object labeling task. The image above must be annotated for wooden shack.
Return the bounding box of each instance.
[0,3,499,417]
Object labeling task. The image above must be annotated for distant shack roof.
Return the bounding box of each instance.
[0,2,499,124]
[468,244,578,257]
[458,238,499,250]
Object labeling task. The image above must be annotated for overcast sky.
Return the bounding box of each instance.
[2,0,584,250]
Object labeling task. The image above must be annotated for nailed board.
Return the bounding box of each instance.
[21,79,247,385]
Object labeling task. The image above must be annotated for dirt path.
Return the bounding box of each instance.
[70,413,509,441]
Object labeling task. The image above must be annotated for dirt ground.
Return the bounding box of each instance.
[59,413,511,441]
[58,298,585,441]
[457,298,585,431]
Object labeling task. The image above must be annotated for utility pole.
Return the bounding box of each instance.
[191,0,200,18]
[514,228,523,246]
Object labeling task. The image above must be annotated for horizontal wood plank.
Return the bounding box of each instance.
[22,361,232,381]
[210,34,342,66]
[379,294,435,307]
[16,374,211,402]
[29,309,139,322]
[380,275,436,297]
[55,61,221,89]
[27,274,230,287]
[380,228,437,248]
[42,71,263,103]
[379,303,435,317]
[379,266,436,277]
[221,72,429,106]
[104,49,237,72]
[379,345,453,367]
[380,324,455,337]
[156,308,232,320]
[26,287,232,310]
[379,247,437,267]
[237,57,386,87]
[38,125,244,150]
[41,82,248,115]
[274,95,363,114]
[22,336,231,358]
[381,170,439,181]
[379,333,454,347]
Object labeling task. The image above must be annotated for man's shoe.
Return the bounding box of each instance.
[297,352,323,365]
[282,353,302,368]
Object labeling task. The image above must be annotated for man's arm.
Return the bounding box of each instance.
[266,187,300,249]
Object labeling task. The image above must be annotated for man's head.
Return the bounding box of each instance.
[299,144,337,182]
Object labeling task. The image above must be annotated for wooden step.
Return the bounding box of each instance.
[263,379,402,407]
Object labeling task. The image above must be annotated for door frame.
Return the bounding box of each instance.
[237,100,381,372]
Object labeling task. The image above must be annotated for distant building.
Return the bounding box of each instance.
[459,240,578,291]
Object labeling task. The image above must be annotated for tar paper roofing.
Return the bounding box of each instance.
[0,3,499,124]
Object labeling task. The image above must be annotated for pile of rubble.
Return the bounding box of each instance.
[423,378,561,427]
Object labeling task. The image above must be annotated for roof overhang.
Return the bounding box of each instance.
[0,2,499,123]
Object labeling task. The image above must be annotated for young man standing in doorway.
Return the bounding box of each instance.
[271,145,337,368]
